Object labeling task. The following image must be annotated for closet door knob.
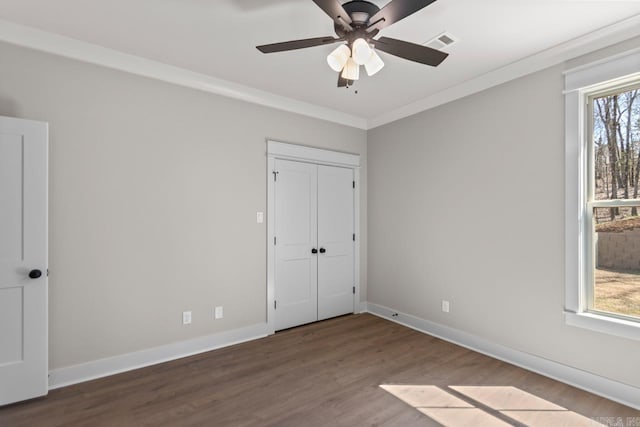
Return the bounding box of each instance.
[319,248,326,254]
[29,269,42,279]
[311,248,318,254]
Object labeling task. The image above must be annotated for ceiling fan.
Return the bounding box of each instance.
[256,0,448,87]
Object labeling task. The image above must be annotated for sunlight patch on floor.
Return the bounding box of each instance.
[381,384,602,426]
[417,408,511,427]
[502,410,599,426]
[379,385,472,409]
[450,385,565,411]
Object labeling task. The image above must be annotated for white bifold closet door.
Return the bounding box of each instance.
[274,159,354,331]
[274,160,318,330]
[317,164,354,320]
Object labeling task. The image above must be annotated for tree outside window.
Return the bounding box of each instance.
[590,85,640,320]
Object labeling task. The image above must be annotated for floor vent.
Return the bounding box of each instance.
[423,32,457,50]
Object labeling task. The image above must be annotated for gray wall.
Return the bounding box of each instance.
[367,37,640,387]
[3,31,639,387]
[0,41,367,369]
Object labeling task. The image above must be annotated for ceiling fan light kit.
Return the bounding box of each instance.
[341,56,360,80]
[364,49,384,76]
[327,39,382,81]
[256,0,449,88]
[351,38,372,65]
[327,44,351,72]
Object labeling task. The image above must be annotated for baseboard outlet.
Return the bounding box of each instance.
[365,302,640,410]
[48,322,270,390]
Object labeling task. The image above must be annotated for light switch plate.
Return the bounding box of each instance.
[257,212,264,223]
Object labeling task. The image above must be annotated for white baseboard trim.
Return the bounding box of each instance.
[358,301,368,313]
[48,306,639,409]
[48,322,270,390]
[365,302,640,410]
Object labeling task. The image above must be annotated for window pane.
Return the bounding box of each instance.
[593,207,640,319]
[592,88,640,201]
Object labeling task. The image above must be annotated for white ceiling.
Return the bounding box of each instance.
[1,0,640,123]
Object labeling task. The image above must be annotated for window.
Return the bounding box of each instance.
[587,84,640,321]
[564,48,640,340]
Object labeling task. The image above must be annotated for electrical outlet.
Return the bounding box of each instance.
[215,306,224,319]
[182,311,192,325]
[442,300,450,313]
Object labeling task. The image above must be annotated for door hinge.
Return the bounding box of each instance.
[353,286,355,294]
[274,300,277,309]
[352,180,355,189]
[274,236,277,245]
[353,233,355,241]
[273,170,279,181]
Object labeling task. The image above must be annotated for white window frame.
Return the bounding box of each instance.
[564,47,640,341]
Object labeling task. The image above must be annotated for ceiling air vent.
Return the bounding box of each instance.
[423,32,457,50]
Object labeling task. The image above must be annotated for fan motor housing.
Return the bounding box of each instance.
[334,0,381,38]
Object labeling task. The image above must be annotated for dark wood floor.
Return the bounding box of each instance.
[1,314,638,426]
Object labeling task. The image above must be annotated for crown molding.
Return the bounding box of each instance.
[1,14,639,132]
[0,19,368,130]
[367,13,640,129]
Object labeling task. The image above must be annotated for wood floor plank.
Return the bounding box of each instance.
[0,314,637,426]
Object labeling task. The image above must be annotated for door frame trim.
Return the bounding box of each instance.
[266,140,361,334]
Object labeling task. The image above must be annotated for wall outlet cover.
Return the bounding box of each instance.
[182,311,192,325]
[442,300,450,313]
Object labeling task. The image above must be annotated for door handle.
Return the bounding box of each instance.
[29,269,42,279]
[319,248,326,254]
[311,248,318,254]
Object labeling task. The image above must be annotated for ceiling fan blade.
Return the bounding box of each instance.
[371,36,448,67]
[367,0,437,32]
[312,0,353,31]
[257,36,340,53]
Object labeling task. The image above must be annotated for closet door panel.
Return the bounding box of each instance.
[274,160,318,330]
[317,165,354,320]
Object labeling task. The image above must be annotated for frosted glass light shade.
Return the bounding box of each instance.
[327,45,351,72]
[352,38,372,65]
[364,50,384,76]
[341,57,360,80]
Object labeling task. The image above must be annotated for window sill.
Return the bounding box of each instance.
[565,311,640,341]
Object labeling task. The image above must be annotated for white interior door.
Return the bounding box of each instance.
[274,159,318,331]
[317,165,354,320]
[0,116,48,406]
